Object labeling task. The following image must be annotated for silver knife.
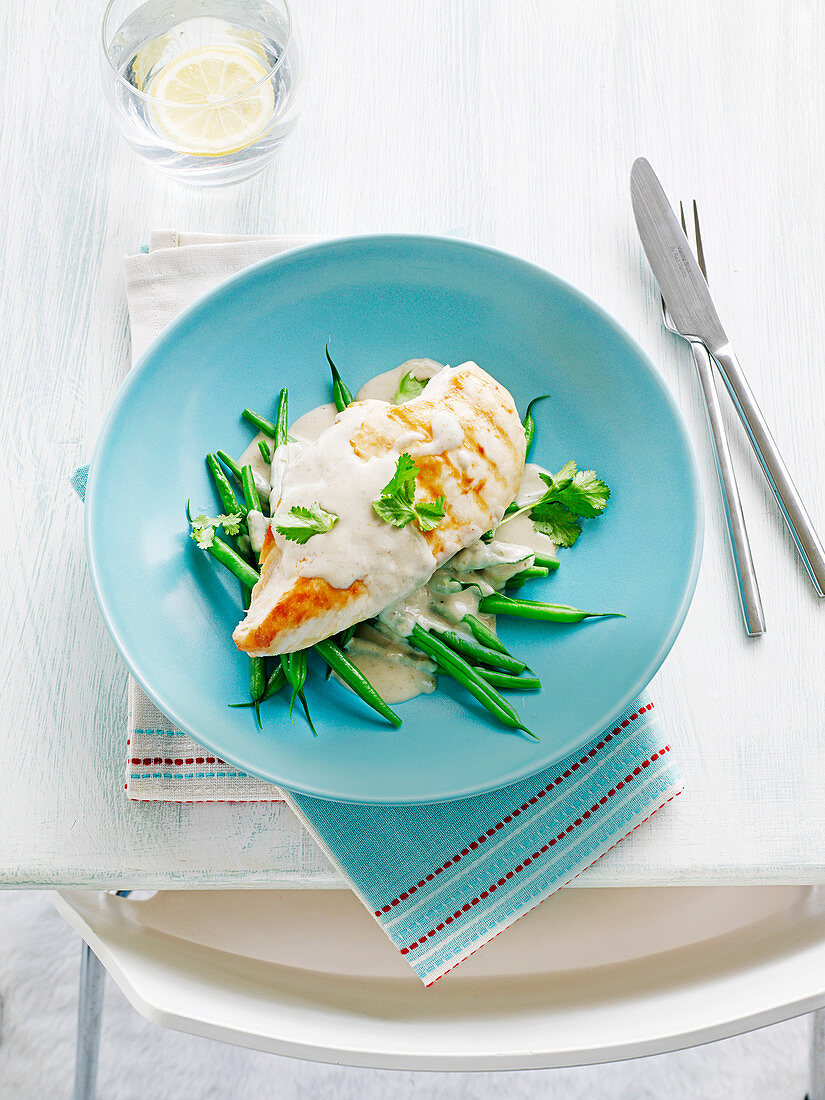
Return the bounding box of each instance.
[630,156,825,598]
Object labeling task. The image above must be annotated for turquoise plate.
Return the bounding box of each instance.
[86,236,702,803]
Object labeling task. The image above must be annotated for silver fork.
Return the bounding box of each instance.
[661,201,766,637]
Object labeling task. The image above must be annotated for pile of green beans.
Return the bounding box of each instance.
[433,628,526,674]
[189,360,620,741]
[409,625,538,740]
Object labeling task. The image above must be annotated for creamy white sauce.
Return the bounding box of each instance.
[449,539,533,572]
[355,359,445,404]
[246,509,269,555]
[237,435,273,503]
[395,408,465,455]
[516,462,552,506]
[335,625,437,703]
[291,402,337,442]
[494,462,558,559]
[379,581,484,638]
[268,438,306,511]
[498,513,557,559]
[271,400,438,595]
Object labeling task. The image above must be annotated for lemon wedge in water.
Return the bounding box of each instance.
[148,44,275,157]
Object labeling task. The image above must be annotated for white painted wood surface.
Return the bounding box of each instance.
[2,0,824,887]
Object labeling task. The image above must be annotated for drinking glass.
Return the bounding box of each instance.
[100,0,303,186]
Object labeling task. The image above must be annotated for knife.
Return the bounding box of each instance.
[630,156,825,598]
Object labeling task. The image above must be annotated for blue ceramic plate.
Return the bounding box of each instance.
[86,236,702,803]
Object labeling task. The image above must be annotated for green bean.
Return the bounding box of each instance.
[216,449,243,484]
[229,665,287,707]
[296,690,316,734]
[250,657,265,728]
[264,668,286,700]
[202,534,261,589]
[505,565,550,590]
[463,613,510,656]
[275,387,289,449]
[434,628,526,674]
[240,583,265,725]
[225,578,270,721]
[258,439,272,465]
[478,593,625,623]
[326,344,354,411]
[280,651,306,718]
[241,464,262,512]
[261,665,286,700]
[532,553,560,571]
[314,637,402,728]
[477,669,542,691]
[242,408,278,438]
[279,651,317,734]
[325,624,356,681]
[522,394,550,460]
[410,626,537,739]
[206,453,247,518]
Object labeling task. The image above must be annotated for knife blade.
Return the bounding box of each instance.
[630,157,727,350]
[630,155,825,597]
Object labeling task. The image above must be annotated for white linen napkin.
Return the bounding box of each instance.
[122,231,311,800]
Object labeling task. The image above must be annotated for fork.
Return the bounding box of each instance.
[661,202,766,636]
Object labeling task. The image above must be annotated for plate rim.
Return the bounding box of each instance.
[85,233,704,804]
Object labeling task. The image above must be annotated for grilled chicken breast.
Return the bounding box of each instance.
[233,362,526,656]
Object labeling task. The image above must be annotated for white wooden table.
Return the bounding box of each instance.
[2,0,824,889]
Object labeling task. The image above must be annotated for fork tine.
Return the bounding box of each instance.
[692,199,708,281]
[679,201,688,236]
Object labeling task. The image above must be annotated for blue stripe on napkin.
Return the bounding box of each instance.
[285,699,679,984]
[73,463,680,984]
[71,465,89,501]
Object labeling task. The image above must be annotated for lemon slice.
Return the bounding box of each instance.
[148,44,275,157]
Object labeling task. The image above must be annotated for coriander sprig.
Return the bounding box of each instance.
[372,453,445,533]
[189,511,244,549]
[273,503,339,544]
[500,460,610,548]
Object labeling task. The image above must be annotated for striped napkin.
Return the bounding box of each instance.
[77,231,682,984]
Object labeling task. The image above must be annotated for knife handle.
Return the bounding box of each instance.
[688,340,765,635]
[713,345,825,597]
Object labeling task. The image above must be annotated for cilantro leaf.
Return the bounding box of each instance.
[394,371,429,403]
[378,452,417,506]
[274,503,339,544]
[498,457,611,549]
[543,460,577,492]
[190,514,217,549]
[372,453,445,532]
[412,497,446,532]
[189,511,244,548]
[216,512,243,535]
[540,465,610,518]
[529,501,583,548]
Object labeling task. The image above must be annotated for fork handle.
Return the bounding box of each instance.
[713,345,825,597]
[689,340,766,635]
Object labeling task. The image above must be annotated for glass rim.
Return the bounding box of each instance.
[100,0,292,109]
